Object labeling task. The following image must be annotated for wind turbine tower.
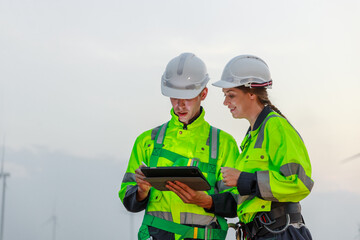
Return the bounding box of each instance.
[0,139,10,240]
[49,212,57,240]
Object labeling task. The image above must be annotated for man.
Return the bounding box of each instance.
[119,53,240,240]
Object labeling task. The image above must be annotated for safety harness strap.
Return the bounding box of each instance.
[149,124,219,194]
[142,214,227,240]
[240,202,303,238]
[150,122,169,167]
[153,148,188,164]
[145,125,227,239]
[207,126,219,194]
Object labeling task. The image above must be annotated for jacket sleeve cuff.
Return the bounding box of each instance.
[123,185,149,212]
[206,193,237,218]
[237,172,257,196]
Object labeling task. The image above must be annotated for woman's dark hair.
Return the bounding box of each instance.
[236,86,286,119]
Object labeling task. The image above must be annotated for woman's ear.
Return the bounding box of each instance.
[248,92,257,100]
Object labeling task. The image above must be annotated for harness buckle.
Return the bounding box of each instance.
[263,214,291,234]
[228,222,242,240]
[257,212,276,226]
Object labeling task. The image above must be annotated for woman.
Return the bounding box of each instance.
[212,55,314,240]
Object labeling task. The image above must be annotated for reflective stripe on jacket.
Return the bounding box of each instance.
[119,108,240,239]
[236,107,314,223]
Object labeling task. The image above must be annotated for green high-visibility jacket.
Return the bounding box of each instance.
[119,108,240,240]
[236,106,314,223]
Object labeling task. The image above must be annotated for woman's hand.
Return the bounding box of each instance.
[135,165,152,201]
[166,181,213,209]
[221,167,241,187]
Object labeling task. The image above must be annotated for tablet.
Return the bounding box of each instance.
[141,166,211,191]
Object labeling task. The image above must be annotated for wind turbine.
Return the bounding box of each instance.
[0,138,10,240]
[48,212,57,240]
[341,153,360,164]
[43,205,57,240]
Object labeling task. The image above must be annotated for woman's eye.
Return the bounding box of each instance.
[224,93,235,99]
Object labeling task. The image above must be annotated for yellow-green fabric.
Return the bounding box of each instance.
[119,108,240,239]
[236,111,314,223]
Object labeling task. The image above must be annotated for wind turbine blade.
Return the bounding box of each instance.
[342,153,360,163]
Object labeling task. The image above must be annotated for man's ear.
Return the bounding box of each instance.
[200,87,208,100]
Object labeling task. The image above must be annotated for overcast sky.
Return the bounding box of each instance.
[1,0,360,239]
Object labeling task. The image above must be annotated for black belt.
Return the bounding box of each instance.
[240,202,303,239]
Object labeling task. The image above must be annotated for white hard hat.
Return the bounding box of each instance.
[161,53,209,99]
[212,55,272,89]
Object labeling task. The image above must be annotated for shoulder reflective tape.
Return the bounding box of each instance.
[254,115,281,148]
[148,211,173,222]
[151,126,161,140]
[156,122,168,144]
[280,163,314,192]
[254,114,304,149]
[257,171,279,201]
[122,172,136,183]
[180,212,216,225]
[210,127,218,159]
[287,122,304,142]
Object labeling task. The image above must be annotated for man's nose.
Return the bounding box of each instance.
[178,99,186,107]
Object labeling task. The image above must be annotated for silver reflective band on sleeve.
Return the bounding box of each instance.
[156,122,168,144]
[148,211,173,222]
[257,171,279,201]
[237,195,255,205]
[254,115,281,148]
[180,212,216,225]
[122,172,136,183]
[211,127,218,159]
[216,180,232,193]
[126,184,136,193]
[280,163,314,192]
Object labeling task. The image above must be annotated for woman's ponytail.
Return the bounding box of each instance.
[236,86,286,119]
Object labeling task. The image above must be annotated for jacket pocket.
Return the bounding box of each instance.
[149,189,163,203]
[239,149,269,173]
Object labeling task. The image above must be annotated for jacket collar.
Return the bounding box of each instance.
[170,107,206,130]
[244,105,273,136]
[253,105,273,131]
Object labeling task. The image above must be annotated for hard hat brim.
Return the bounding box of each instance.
[161,84,204,99]
[212,80,240,89]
